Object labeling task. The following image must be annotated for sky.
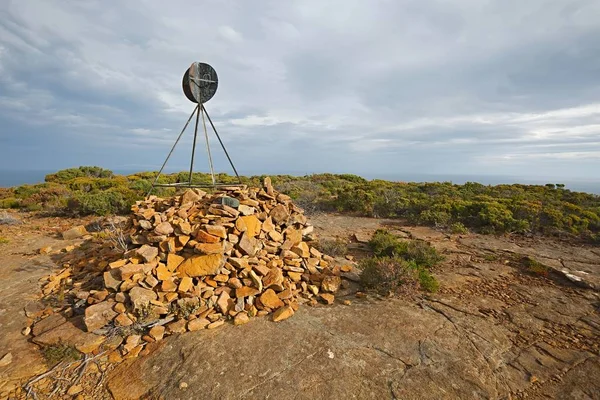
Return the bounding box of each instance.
[1,0,599,181]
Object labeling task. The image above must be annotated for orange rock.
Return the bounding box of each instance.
[236,286,260,298]
[320,293,335,305]
[195,230,220,243]
[167,253,185,271]
[272,305,294,322]
[178,254,224,277]
[259,289,284,309]
[178,276,193,293]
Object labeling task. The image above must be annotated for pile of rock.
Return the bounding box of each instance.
[30,178,350,360]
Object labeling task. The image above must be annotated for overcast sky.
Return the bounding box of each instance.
[1,0,599,181]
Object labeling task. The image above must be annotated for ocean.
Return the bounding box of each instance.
[1,170,599,195]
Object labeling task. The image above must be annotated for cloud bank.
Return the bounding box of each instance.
[1,0,599,180]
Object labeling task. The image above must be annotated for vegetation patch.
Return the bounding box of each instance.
[1,167,599,243]
[368,229,444,267]
[0,236,9,244]
[41,343,82,367]
[360,230,443,294]
[316,238,348,257]
[521,256,550,277]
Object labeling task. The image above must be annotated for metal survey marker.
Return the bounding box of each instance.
[149,62,242,194]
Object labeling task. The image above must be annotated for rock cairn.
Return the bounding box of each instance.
[30,178,349,360]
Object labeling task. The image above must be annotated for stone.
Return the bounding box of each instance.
[291,242,310,258]
[33,321,105,354]
[145,275,159,288]
[115,313,134,327]
[114,303,126,313]
[167,253,185,271]
[129,287,158,311]
[285,229,303,246]
[109,259,128,269]
[32,313,66,336]
[216,291,231,314]
[238,205,255,216]
[252,263,271,276]
[268,230,283,242]
[136,245,158,263]
[240,215,261,237]
[84,302,118,332]
[187,318,210,331]
[343,299,352,306]
[194,242,224,254]
[0,353,13,367]
[320,293,335,305]
[236,286,260,298]
[269,204,290,224]
[62,225,88,240]
[321,276,342,293]
[228,277,243,289]
[161,278,177,292]
[178,276,194,292]
[117,264,144,280]
[67,385,83,396]
[181,189,204,205]
[207,320,225,329]
[123,335,141,353]
[341,265,353,272]
[288,271,302,282]
[156,264,171,281]
[264,176,274,195]
[195,230,220,243]
[261,217,275,233]
[155,222,174,236]
[178,254,225,277]
[228,257,250,270]
[24,302,45,318]
[103,269,122,291]
[204,224,227,238]
[39,246,52,254]
[249,270,263,292]
[234,313,250,325]
[178,221,192,235]
[272,305,294,322]
[263,268,284,288]
[149,325,165,341]
[260,289,284,309]
[238,232,260,256]
[166,319,187,334]
[139,220,152,230]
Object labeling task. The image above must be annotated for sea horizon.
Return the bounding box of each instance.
[1,169,599,195]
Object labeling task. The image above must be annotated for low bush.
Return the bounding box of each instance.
[368,230,444,267]
[360,257,419,294]
[316,238,348,256]
[521,256,549,276]
[41,343,81,366]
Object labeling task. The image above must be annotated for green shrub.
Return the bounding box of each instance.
[360,257,418,294]
[522,256,549,276]
[0,198,20,209]
[417,268,439,292]
[369,230,444,267]
[41,343,81,366]
[316,238,348,257]
[359,257,439,294]
[450,222,468,234]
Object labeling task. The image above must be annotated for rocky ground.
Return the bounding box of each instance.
[1,211,599,399]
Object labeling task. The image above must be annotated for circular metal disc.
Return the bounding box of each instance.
[182,62,218,104]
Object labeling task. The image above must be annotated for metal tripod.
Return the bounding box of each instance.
[147,103,242,196]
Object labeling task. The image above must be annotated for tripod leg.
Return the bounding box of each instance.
[201,106,216,186]
[147,105,198,197]
[188,104,201,185]
[202,105,242,183]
